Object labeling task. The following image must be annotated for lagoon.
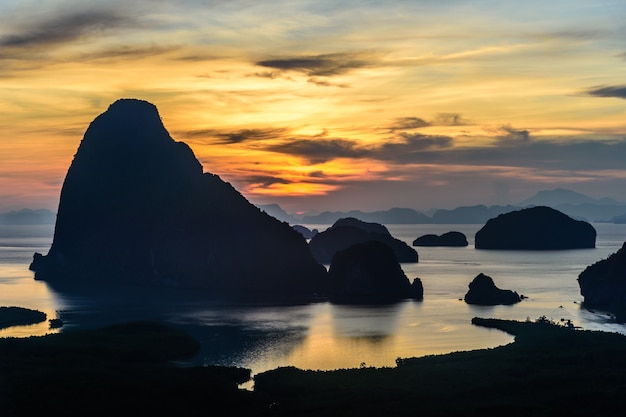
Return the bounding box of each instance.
[1,222,626,379]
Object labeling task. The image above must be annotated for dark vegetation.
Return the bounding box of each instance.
[0,321,264,417]
[3,317,626,416]
[255,317,626,417]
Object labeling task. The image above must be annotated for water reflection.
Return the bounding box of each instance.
[329,302,406,339]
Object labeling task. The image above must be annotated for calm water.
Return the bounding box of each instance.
[2,222,626,381]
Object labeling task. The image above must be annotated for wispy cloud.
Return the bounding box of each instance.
[496,125,531,142]
[77,45,178,61]
[390,117,430,130]
[183,128,287,144]
[0,9,135,49]
[584,85,626,99]
[255,52,380,77]
[266,138,369,164]
[242,175,291,187]
[389,114,469,131]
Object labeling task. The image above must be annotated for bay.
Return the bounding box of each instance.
[1,222,626,382]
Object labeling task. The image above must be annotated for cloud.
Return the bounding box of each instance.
[77,45,178,61]
[382,138,626,171]
[242,175,291,187]
[307,77,350,88]
[389,113,469,132]
[309,170,327,178]
[0,9,135,49]
[496,125,531,142]
[390,117,430,130]
[183,128,287,144]
[250,71,283,80]
[266,138,369,163]
[584,85,626,99]
[255,52,377,77]
[431,113,469,126]
[373,134,454,162]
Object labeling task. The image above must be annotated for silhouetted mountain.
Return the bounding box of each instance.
[475,206,596,250]
[30,99,326,296]
[308,217,418,264]
[431,205,521,224]
[614,213,626,224]
[256,203,297,224]
[518,188,626,222]
[301,207,430,224]
[520,188,621,207]
[292,225,318,239]
[0,208,56,225]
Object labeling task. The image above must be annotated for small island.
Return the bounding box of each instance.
[464,273,522,305]
[0,306,47,329]
[412,231,468,247]
[475,206,596,250]
[327,240,422,302]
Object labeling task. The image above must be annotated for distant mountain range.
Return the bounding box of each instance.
[519,188,622,207]
[258,188,626,225]
[0,208,56,225]
[4,188,625,226]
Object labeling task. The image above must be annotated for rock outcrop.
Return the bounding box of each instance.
[292,225,318,240]
[327,240,420,302]
[409,277,424,300]
[29,99,327,296]
[474,206,596,250]
[308,217,418,264]
[464,273,521,305]
[578,242,626,321]
[412,231,468,247]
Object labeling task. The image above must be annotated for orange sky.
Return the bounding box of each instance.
[1,0,625,214]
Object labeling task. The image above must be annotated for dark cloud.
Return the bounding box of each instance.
[388,113,468,132]
[309,171,327,178]
[251,71,282,79]
[255,53,375,77]
[379,138,626,171]
[390,117,430,130]
[243,175,291,187]
[77,45,177,61]
[307,77,350,88]
[496,125,531,142]
[0,10,134,48]
[431,113,469,126]
[183,128,287,144]
[374,134,454,162]
[584,85,626,99]
[266,138,369,163]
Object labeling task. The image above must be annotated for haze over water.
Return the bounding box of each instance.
[2,222,626,379]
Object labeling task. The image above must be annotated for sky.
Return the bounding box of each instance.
[1,0,625,215]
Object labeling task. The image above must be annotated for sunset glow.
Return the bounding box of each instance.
[1,0,625,214]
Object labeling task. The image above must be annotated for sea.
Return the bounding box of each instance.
[2,222,626,383]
